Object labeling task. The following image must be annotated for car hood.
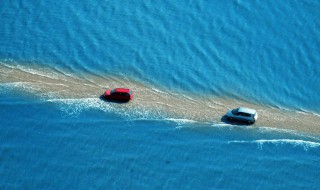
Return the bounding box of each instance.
[226,110,233,116]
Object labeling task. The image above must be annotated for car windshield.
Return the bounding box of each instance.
[231,108,239,115]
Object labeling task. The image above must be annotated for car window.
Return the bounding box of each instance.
[240,113,251,117]
[111,89,116,94]
[116,92,129,97]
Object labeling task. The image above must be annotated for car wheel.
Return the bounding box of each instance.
[247,120,253,124]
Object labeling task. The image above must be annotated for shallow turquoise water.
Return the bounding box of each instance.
[1,0,320,189]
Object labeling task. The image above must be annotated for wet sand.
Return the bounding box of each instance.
[1,62,319,135]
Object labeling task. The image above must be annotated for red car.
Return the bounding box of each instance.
[103,88,134,101]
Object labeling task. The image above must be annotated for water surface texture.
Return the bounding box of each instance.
[1,0,320,189]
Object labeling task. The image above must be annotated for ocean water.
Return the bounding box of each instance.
[1,0,320,189]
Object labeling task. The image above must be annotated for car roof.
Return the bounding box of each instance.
[238,107,256,114]
[115,88,131,93]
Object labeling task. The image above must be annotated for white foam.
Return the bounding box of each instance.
[47,98,111,116]
[0,82,39,92]
[213,123,233,127]
[19,65,64,80]
[256,126,320,140]
[166,118,197,124]
[1,63,68,81]
[151,87,167,94]
[47,98,167,120]
[257,126,300,134]
[155,101,174,107]
[229,139,320,151]
[208,100,226,108]
[181,94,197,102]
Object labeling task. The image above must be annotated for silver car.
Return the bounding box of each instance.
[226,107,258,124]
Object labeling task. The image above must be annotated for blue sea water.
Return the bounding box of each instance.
[0,0,320,189]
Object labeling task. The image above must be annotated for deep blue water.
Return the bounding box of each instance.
[1,0,319,112]
[1,91,319,189]
[1,0,320,189]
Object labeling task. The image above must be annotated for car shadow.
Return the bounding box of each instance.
[220,115,253,126]
[99,95,130,104]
